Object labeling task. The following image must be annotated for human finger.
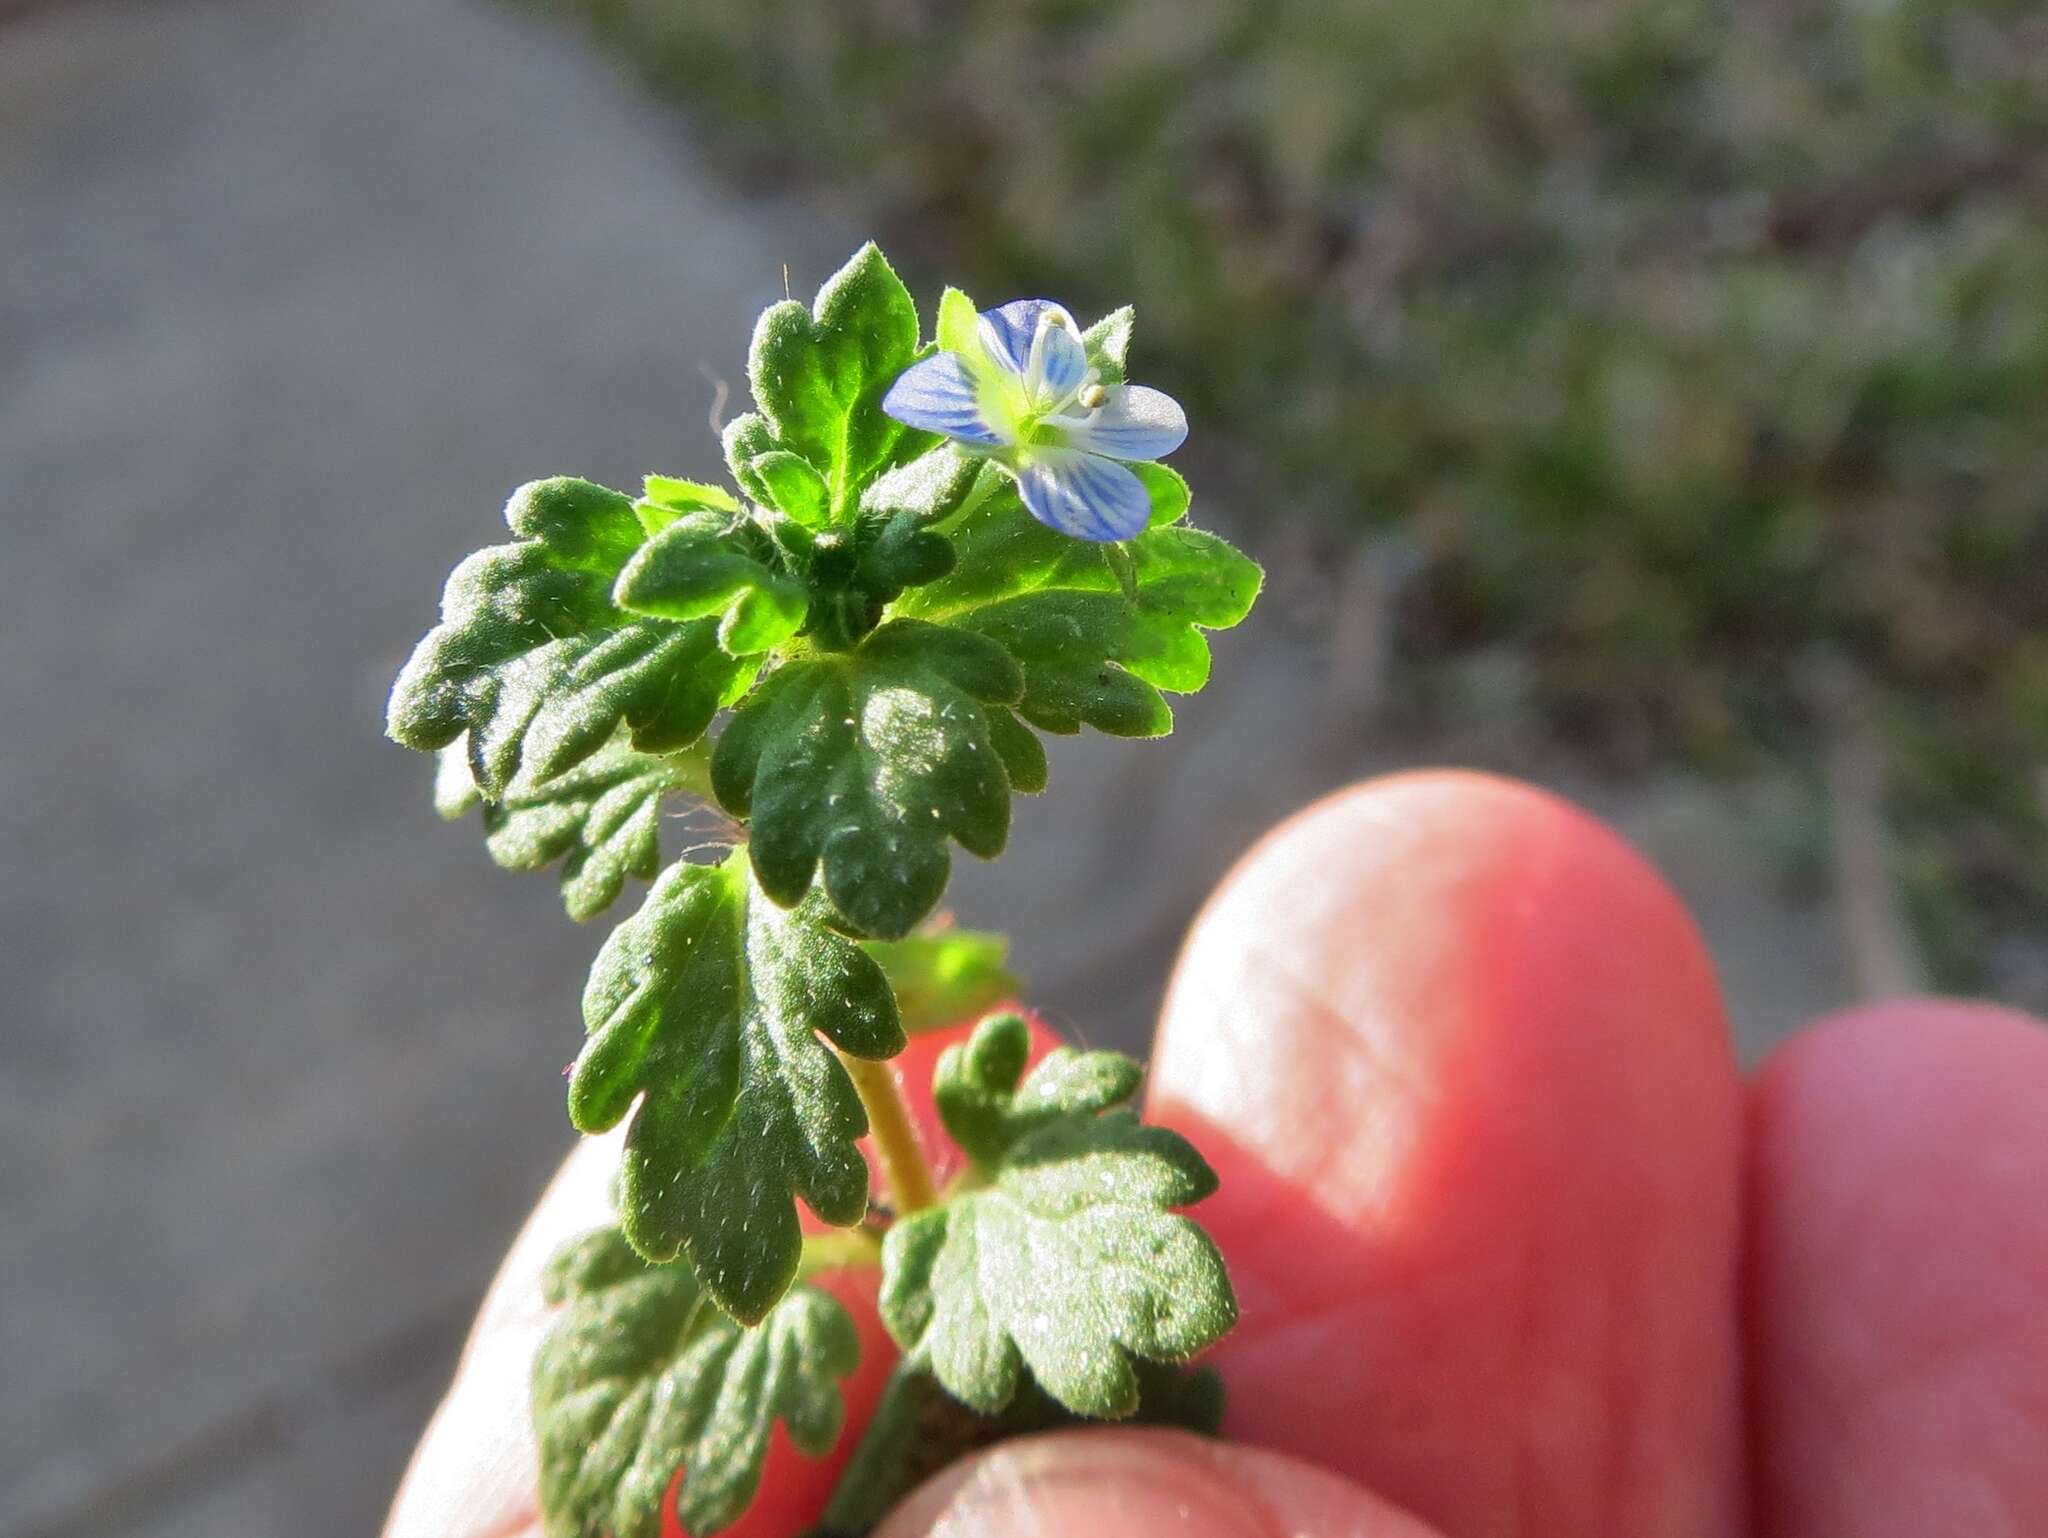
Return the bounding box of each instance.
[873,1428,1446,1538]
[1147,772,1746,1537]
[1746,999,2048,1535]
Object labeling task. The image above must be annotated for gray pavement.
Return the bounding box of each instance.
[0,2,1853,1533]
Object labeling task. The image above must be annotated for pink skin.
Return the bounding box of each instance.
[1745,1000,2048,1535]
[384,772,2048,1538]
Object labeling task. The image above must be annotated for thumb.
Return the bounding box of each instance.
[873,1429,1445,1538]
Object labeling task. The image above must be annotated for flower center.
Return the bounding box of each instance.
[974,308,1110,450]
[1019,320,1110,447]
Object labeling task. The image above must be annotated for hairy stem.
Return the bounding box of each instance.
[797,1227,883,1277]
[840,1054,939,1215]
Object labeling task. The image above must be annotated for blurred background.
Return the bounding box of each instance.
[1,0,2040,1533]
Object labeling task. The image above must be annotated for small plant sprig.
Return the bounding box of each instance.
[387,245,1261,1536]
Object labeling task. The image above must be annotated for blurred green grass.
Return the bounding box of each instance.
[526,0,2047,991]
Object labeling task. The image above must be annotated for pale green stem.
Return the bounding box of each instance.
[839,1053,940,1215]
[797,1227,883,1278]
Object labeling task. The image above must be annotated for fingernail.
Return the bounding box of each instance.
[884,1434,1272,1538]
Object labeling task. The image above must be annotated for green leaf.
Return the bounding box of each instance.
[889,470,1260,740]
[711,620,1025,939]
[985,708,1049,795]
[643,475,740,513]
[1135,460,1193,529]
[1081,305,1134,385]
[928,1014,1140,1168]
[1101,541,1140,605]
[435,734,703,920]
[748,244,926,521]
[934,286,980,358]
[388,477,757,798]
[568,850,905,1321]
[722,413,780,506]
[615,511,809,654]
[855,513,955,600]
[812,1358,1223,1538]
[638,475,740,534]
[858,445,986,530]
[861,928,1018,1035]
[879,1014,1236,1417]
[534,1225,859,1538]
[749,450,833,528]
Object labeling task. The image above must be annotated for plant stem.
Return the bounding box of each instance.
[797,1227,882,1277]
[839,1053,939,1215]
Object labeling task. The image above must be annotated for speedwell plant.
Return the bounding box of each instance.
[387,245,1261,1536]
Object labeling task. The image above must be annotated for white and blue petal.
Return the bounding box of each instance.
[1056,384,1188,462]
[1011,447,1153,543]
[977,299,1077,380]
[881,352,1006,446]
[1023,317,1089,409]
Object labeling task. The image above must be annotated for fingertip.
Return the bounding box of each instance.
[1154,770,1730,1192]
[1748,998,2048,1534]
[1152,765,1736,1270]
[1752,996,2048,1124]
[873,1429,1444,1538]
[1747,995,2048,1304]
[1146,770,1745,1535]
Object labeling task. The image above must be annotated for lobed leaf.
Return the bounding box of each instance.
[615,510,808,654]
[568,851,904,1321]
[388,477,756,798]
[710,620,1026,940]
[434,735,705,921]
[534,1225,859,1538]
[879,1014,1236,1417]
[747,244,928,522]
[889,469,1261,740]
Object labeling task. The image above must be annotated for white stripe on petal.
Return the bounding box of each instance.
[881,353,1006,446]
[1012,448,1152,542]
[977,299,1076,379]
[1059,384,1188,462]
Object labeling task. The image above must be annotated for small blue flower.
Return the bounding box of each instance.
[882,299,1188,542]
